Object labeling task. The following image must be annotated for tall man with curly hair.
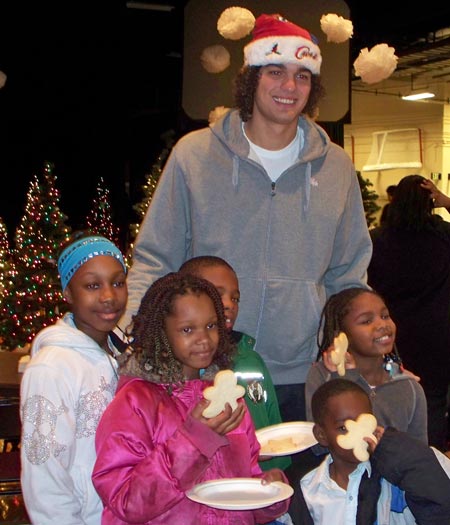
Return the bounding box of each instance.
[121,13,372,422]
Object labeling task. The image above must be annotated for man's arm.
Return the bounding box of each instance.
[119,149,190,332]
[323,167,372,296]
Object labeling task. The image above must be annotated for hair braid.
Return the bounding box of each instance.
[121,272,234,388]
[317,288,380,359]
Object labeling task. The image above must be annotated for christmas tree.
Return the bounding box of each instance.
[86,176,120,245]
[357,171,380,228]
[129,129,176,248]
[0,218,18,350]
[0,162,72,350]
[0,217,11,304]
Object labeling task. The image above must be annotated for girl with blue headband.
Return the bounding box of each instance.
[20,231,128,525]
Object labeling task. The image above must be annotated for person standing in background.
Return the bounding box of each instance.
[120,13,372,422]
[368,175,450,451]
[379,184,397,224]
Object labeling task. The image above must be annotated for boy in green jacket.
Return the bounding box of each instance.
[179,255,291,471]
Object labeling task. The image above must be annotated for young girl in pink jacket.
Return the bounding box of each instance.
[92,272,290,524]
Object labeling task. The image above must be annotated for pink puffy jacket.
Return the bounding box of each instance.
[93,375,290,524]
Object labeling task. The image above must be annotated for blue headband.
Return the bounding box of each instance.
[58,236,127,291]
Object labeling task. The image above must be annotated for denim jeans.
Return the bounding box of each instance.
[274,383,306,422]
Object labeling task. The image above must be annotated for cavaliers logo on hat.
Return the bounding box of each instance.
[244,14,322,74]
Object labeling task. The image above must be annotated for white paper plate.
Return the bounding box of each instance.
[186,478,293,510]
[256,421,317,456]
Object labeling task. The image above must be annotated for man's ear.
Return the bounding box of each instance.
[313,423,329,447]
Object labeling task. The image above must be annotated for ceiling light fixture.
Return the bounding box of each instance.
[402,92,436,101]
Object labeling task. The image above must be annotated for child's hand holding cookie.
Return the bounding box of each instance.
[336,413,378,461]
[322,332,356,375]
[192,397,246,435]
[330,332,349,376]
[201,370,245,418]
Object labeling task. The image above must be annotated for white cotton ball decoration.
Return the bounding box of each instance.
[353,44,398,84]
[217,6,255,40]
[0,70,7,89]
[200,45,231,73]
[320,13,353,43]
[208,106,230,125]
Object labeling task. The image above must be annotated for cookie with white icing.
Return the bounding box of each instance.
[202,370,245,418]
[331,332,348,376]
[336,413,377,461]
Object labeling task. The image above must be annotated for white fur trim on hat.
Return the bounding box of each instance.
[244,34,322,74]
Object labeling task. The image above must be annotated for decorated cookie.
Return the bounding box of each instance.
[261,437,296,454]
[202,370,246,418]
[331,332,348,376]
[336,413,378,461]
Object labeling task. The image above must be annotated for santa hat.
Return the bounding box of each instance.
[244,14,322,74]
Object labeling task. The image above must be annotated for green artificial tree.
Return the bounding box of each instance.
[0,217,14,343]
[86,176,120,245]
[0,217,10,302]
[0,218,18,350]
[0,162,72,350]
[128,129,176,265]
[357,171,380,229]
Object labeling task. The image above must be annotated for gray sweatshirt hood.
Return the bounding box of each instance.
[209,108,331,161]
[209,108,331,212]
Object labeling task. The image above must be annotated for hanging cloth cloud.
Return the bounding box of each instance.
[0,70,7,89]
[208,106,231,125]
[217,6,255,40]
[320,13,353,43]
[200,45,231,73]
[353,43,398,84]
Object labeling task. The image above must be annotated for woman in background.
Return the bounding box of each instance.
[368,175,450,451]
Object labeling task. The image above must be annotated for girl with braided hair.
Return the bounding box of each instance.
[305,287,428,444]
[93,272,290,525]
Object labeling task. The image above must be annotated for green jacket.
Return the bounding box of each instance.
[232,331,291,471]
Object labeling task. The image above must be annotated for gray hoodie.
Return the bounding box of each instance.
[124,109,372,384]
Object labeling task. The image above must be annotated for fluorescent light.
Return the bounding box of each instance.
[402,92,435,101]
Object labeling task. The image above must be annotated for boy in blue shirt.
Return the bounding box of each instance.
[289,378,450,524]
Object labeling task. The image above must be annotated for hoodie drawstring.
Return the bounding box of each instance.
[232,155,239,188]
[303,161,312,216]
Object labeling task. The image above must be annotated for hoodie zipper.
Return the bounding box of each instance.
[271,182,276,196]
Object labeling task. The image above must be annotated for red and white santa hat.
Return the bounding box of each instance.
[244,14,322,74]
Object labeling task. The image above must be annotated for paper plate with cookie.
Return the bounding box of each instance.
[256,421,317,456]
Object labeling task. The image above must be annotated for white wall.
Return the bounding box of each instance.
[344,91,450,223]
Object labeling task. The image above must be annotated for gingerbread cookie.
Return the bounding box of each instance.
[336,413,377,461]
[261,437,296,454]
[202,370,245,418]
[331,332,348,376]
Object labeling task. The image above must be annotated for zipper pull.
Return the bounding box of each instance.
[271,182,276,196]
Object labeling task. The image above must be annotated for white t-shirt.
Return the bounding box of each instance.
[243,125,304,182]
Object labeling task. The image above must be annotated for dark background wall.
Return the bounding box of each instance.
[1,1,449,245]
